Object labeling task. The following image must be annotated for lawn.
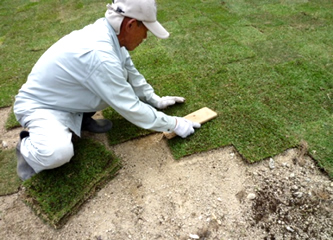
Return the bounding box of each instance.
[1,0,332,174]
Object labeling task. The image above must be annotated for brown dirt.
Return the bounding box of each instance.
[0,107,332,240]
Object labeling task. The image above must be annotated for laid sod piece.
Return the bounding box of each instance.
[22,138,121,229]
[103,107,153,145]
[0,149,21,196]
[5,110,20,130]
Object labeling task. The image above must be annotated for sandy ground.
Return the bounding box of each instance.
[0,107,332,240]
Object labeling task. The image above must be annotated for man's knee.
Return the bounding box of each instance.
[38,142,74,169]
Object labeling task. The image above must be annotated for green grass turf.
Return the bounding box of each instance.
[105,0,333,177]
[22,138,121,228]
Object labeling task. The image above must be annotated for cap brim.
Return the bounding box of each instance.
[143,21,169,39]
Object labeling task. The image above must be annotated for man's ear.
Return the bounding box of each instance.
[125,19,137,32]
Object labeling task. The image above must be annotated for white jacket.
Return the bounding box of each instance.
[14,18,176,136]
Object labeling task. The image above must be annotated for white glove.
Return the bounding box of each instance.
[157,96,185,109]
[174,117,201,138]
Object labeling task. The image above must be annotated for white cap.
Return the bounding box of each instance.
[105,0,169,39]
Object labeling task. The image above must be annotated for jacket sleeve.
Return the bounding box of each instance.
[82,57,176,133]
[123,49,162,108]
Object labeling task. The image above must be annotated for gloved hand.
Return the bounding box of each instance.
[157,96,185,109]
[174,117,201,138]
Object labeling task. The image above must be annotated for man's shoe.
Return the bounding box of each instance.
[16,131,36,181]
[81,112,113,133]
[19,130,30,140]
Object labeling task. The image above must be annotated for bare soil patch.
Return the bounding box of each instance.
[0,107,332,239]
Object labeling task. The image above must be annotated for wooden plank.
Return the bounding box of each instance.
[163,107,218,139]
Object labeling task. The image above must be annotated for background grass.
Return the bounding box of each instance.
[1,0,332,180]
